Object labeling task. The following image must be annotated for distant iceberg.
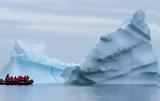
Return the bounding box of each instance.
[0,40,76,84]
[62,10,159,85]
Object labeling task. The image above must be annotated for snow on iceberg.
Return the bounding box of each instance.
[62,10,159,85]
[0,40,75,84]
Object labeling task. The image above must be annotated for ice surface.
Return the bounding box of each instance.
[0,40,76,83]
[62,10,159,85]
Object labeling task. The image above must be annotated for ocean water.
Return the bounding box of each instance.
[0,84,159,101]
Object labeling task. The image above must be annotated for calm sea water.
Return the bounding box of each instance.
[0,84,159,101]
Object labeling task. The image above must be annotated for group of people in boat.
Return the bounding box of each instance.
[5,74,30,83]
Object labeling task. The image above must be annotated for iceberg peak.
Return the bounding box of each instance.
[132,10,145,23]
[130,10,150,35]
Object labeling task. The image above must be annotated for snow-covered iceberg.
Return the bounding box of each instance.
[62,10,159,85]
[0,40,73,84]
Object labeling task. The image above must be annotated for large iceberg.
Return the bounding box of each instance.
[62,10,159,85]
[0,40,75,84]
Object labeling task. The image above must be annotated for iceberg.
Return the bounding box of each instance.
[62,10,159,85]
[0,40,73,84]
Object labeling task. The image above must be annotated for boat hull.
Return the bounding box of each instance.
[0,80,33,85]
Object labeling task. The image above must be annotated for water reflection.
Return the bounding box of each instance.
[0,84,159,101]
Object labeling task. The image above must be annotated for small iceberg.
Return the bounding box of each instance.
[0,40,70,84]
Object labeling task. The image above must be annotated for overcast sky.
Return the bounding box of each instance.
[0,0,159,70]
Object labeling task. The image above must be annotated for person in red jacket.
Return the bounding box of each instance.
[5,74,9,82]
[27,76,29,81]
[14,76,18,82]
[18,76,21,81]
[10,76,13,82]
[23,76,27,82]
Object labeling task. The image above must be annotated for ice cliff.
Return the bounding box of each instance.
[62,10,159,85]
[0,40,71,83]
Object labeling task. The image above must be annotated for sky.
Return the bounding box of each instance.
[0,0,159,70]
